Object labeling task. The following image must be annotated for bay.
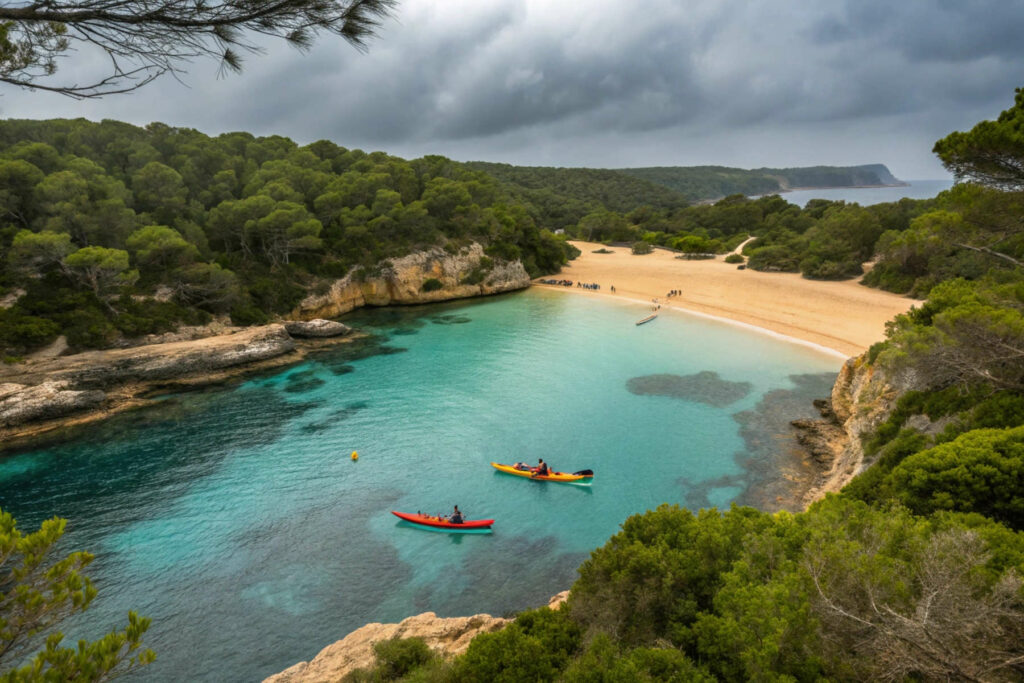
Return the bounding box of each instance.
[0,289,841,681]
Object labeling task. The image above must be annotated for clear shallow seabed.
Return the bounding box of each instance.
[0,290,840,681]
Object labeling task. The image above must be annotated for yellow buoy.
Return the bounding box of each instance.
[351,451,359,461]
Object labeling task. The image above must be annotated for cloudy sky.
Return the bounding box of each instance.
[2,0,1022,178]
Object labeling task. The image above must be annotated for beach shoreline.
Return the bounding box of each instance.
[540,241,917,358]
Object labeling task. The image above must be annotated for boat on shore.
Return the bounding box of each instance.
[391,510,494,532]
[491,462,594,483]
[635,313,658,325]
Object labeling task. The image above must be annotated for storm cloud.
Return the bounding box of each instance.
[1,0,1022,177]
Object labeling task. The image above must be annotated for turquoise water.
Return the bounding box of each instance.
[0,290,840,680]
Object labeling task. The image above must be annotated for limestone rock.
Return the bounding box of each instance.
[263,612,509,683]
[548,590,570,610]
[284,319,352,338]
[800,354,905,505]
[0,381,105,428]
[293,243,531,320]
[3,325,296,391]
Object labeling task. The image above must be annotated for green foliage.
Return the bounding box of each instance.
[723,253,744,264]
[343,637,438,682]
[630,241,652,255]
[933,87,1024,190]
[421,278,443,292]
[0,507,154,680]
[451,607,581,683]
[0,308,59,354]
[874,427,1024,529]
[0,119,577,351]
[570,504,771,646]
[877,277,1024,392]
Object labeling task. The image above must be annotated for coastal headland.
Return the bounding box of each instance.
[539,241,917,357]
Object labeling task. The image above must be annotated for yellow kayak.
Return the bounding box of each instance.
[491,462,594,483]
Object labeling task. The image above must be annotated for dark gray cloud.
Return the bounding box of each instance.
[0,0,1021,177]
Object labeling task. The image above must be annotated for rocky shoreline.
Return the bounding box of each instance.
[790,353,907,507]
[0,244,532,452]
[0,322,356,452]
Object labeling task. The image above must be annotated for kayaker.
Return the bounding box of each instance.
[449,505,464,524]
[533,459,550,477]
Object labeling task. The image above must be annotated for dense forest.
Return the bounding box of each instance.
[0,119,577,358]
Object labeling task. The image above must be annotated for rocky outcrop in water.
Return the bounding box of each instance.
[293,243,531,319]
[0,381,105,428]
[283,319,352,338]
[0,324,348,449]
[263,612,510,683]
[796,354,908,504]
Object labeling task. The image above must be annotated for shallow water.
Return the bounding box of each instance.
[0,290,840,680]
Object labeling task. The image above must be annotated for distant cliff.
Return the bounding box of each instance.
[617,163,904,201]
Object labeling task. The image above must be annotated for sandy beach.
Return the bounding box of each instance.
[538,241,918,358]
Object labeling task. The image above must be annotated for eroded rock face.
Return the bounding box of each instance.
[284,319,352,338]
[263,612,510,683]
[799,354,906,504]
[0,381,106,428]
[293,244,531,320]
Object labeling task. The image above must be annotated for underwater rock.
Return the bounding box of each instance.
[626,371,752,407]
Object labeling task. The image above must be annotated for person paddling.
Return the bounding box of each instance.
[532,459,551,477]
[448,505,464,524]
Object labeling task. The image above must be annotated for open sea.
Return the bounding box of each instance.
[769,179,954,206]
[0,289,841,681]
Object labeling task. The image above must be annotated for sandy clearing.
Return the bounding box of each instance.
[536,241,918,358]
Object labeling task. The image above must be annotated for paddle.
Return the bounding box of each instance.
[572,469,594,476]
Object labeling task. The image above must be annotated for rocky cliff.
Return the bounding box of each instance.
[263,612,510,683]
[293,243,531,320]
[795,353,909,505]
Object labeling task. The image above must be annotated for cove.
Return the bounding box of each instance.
[0,289,841,681]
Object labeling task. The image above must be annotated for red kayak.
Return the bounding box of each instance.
[391,511,494,529]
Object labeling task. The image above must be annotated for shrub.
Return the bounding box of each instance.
[230,302,269,326]
[631,241,653,255]
[724,253,744,264]
[451,607,581,682]
[421,278,443,292]
[373,637,436,680]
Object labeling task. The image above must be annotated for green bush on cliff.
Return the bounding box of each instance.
[421,278,443,292]
[343,637,438,682]
[449,607,581,682]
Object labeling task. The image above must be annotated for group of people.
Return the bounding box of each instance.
[538,279,617,294]
[666,289,683,297]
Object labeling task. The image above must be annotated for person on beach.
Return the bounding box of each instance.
[448,505,464,524]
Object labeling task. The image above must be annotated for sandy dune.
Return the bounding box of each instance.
[537,241,918,357]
